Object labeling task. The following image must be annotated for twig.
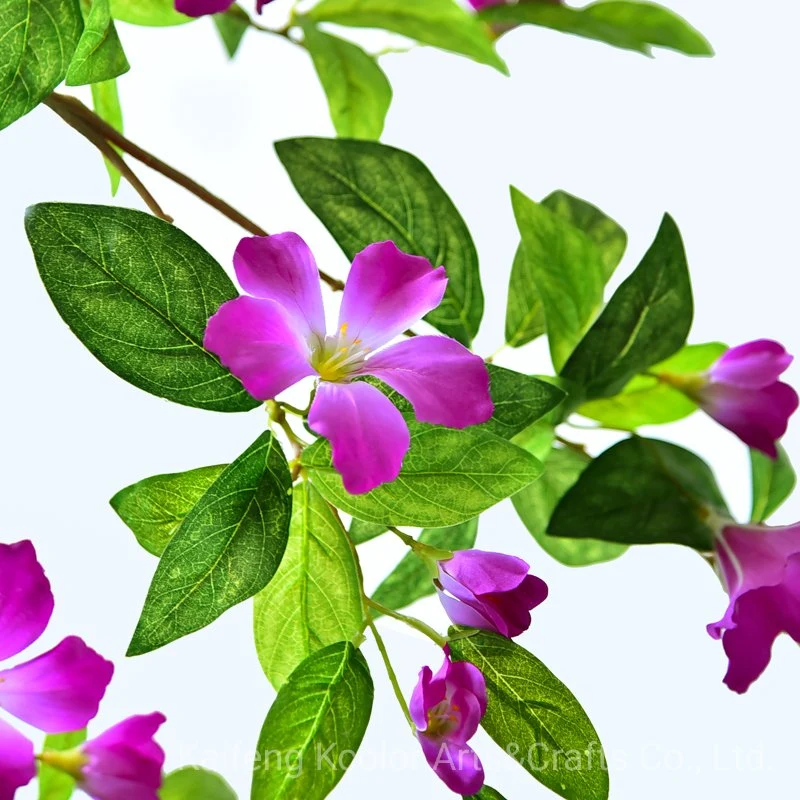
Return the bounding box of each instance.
[367,615,416,733]
[366,598,447,648]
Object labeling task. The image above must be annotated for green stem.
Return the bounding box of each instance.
[388,526,417,548]
[366,598,448,648]
[367,616,416,733]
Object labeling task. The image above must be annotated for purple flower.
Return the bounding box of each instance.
[410,649,487,795]
[709,522,800,693]
[175,0,273,18]
[436,549,548,638]
[204,234,493,494]
[0,541,114,799]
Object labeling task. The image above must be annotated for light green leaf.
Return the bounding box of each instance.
[251,642,373,800]
[90,79,124,194]
[303,419,542,528]
[513,447,627,566]
[349,518,386,544]
[303,24,391,140]
[751,445,796,523]
[549,437,727,549]
[505,190,626,348]
[254,481,364,689]
[510,186,607,370]
[160,766,237,800]
[39,730,87,800]
[308,0,506,72]
[25,204,259,413]
[371,518,478,613]
[128,432,292,655]
[213,6,249,58]
[276,137,482,345]
[110,0,191,26]
[450,631,609,800]
[481,0,712,57]
[0,0,83,131]
[110,464,226,556]
[578,342,726,430]
[561,214,694,400]
[67,0,130,85]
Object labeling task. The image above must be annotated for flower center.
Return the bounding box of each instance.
[655,371,708,400]
[310,323,369,383]
[425,699,460,739]
[39,748,89,782]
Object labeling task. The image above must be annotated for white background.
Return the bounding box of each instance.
[2,0,800,797]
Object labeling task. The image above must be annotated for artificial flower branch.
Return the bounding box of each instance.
[365,598,448,648]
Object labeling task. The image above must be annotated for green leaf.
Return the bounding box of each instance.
[160,767,237,800]
[578,342,726,430]
[751,445,796,523]
[464,788,508,800]
[303,24,391,141]
[303,419,542,528]
[213,6,249,58]
[128,432,292,655]
[308,0,507,73]
[561,214,694,400]
[67,0,130,85]
[549,436,727,549]
[25,204,259,413]
[505,191,626,348]
[39,730,87,800]
[513,447,627,567]
[90,79,124,194]
[481,0,712,57]
[251,642,373,800]
[276,137,482,345]
[110,464,226,556]
[349,518,386,544]
[510,187,607,370]
[254,481,364,689]
[110,0,191,25]
[450,631,609,800]
[371,518,477,613]
[0,0,83,131]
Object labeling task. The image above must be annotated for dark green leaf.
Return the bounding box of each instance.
[67,0,130,85]
[213,6,249,58]
[513,447,627,566]
[90,79,124,194]
[0,0,83,131]
[251,642,373,800]
[160,766,237,800]
[304,419,542,528]
[276,137,482,345]
[464,788,507,800]
[110,464,226,556]
[510,187,607,370]
[349,518,386,544]
[128,432,292,655]
[450,631,609,800]
[25,204,259,412]
[481,0,712,56]
[751,445,796,523]
[303,24,391,140]
[110,0,191,25]
[308,0,507,72]
[39,730,86,800]
[549,437,726,549]
[254,481,364,689]
[561,214,694,400]
[371,518,477,613]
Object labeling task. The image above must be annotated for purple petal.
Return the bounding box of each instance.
[409,666,445,731]
[447,688,483,743]
[0,719,35,800]
[174,0,234,16]
[255,0,276,11]
[480,574,549,638]
[440,660,487,717]
[437,572,512,636]
[418,736,484,795]
[337,242,447,350]
[308,381,410,494]
[441,550,531,595]
[361,336,493,428]
[467,0,505,7]
[436,587,505,635]
[233,234,326,342]
[0,637,113,733]
[204,297,316,401]
[710,340,793,388]
[0,540,54,662]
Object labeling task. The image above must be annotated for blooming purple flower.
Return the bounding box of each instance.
[204,233,493,494]
[175,0,272,18]
[709,521,800,693]
[410,649,487,795]
[436,549,548,638]
[0,541,114,799]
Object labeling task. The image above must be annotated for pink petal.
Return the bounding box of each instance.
[436,587,503,635]
[337,242,447,350]
[204,297,316,401]
[0,637,113,733]
[447,688,483,742]
[360,337,493,428]
[710,340,793,388]
[308,381,410,494]
[0,540,54,662]
[441,550,531,595]
[233,234,326,342]
[409,666,445,731]
[418,736,484,795]
[480,574,549,638]
[439,660,487,717]
[0,719,35,800]
[174,0,234,16]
